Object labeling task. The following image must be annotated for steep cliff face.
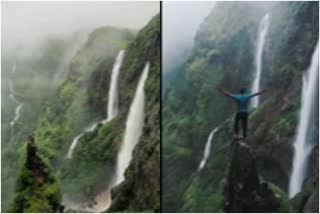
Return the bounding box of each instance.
[163,2,318,212]
[4,10,159,212]
[225,140,281,212]
[108,14,160,213]
[1,32,87,211]
[46,27,134,204]
[60,16,160,212]
[35,27,133,163]
[27,15,160,212]
[2,26,133,210]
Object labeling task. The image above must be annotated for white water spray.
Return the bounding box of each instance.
[288,42,319,198]
[197,115,234,172]
[91,62,150,212]
[8,63,22,129]
[198,127,220,171]
[66,50,125,159]
[113,62,149,186]
[106,50,125,122]
[251,13,270,108]
[66,122,99,159]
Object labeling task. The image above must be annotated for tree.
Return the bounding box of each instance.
[9,135,62,213]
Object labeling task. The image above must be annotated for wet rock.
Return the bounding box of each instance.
[224,140,281,212]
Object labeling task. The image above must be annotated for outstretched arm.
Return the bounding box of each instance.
[250,89,267,98]
[217,87,234,99]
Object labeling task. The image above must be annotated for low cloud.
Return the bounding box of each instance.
[2,1,159,52]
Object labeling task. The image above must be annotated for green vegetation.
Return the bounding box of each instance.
[3,14,160,212]
[162,1,318,212]
[1,35,79,210]
[268,182,292,212]
[60,117,124,202]
[9,138,62,213]
[108,14,160,213]
[31,26,134,204]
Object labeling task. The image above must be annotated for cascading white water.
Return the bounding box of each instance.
[251,13,270,108]
[66,50,125,159]
[91,62,150,212]
[10,105,22,127]
[66,134,82,159]
[197,115,234,172]
[66,122,99,159]
[113,62,149,186]
[8,62,22,129]
[288,42,319,198]
[198,127,219,171]
[106,50,124,121]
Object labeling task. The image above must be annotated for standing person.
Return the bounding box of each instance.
[217,87,267,139]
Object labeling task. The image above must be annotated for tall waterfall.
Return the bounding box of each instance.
[198,127,220,171]
[106,50,125,122]
[251,13,270,108]
[91,62,150,212]
[288,42,319,198]
[8,62,22,130]
[66,50,125,159]
[113,62,149,186]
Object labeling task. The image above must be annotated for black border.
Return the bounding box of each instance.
[159,1,163,213]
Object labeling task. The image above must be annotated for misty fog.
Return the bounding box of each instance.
[2,1,159,53]
[163,1,215,73]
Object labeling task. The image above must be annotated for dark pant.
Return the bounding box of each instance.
[234,112,248,138]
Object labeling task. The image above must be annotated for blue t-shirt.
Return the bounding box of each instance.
[231,94,252,112]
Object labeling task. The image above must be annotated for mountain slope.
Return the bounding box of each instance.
[108,14,160,213]
[31,15,160,212]
[162,2,318,212]
[1,33,87,210]
[33,27,134,205]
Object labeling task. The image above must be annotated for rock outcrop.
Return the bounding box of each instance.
[9,135,62,213]
[225,140,280,212]
[162,2,318,212]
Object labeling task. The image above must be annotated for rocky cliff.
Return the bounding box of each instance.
[5,14,160,212]
[225,140,281,212]
[162,2,318,212]
[1,33,87,210]
[9,136,62,213]
[33,26,133,205]
[108,14,160,213]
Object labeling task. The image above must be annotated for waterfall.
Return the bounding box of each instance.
[113,62,149,186]
[8,62,22,130]
[66,50,125,159]
[106,50,125,122]
[10,104,22,127]
[251,13,270,108]
[66,134,83,159]
[288,42,319,198]
[92,62,150,212]
[66,122,99,159]
[197,115,234,172]
[198,127,219,171]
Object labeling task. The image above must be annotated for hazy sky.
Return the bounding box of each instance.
[163,1,215,73]
[2,1,159,50]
